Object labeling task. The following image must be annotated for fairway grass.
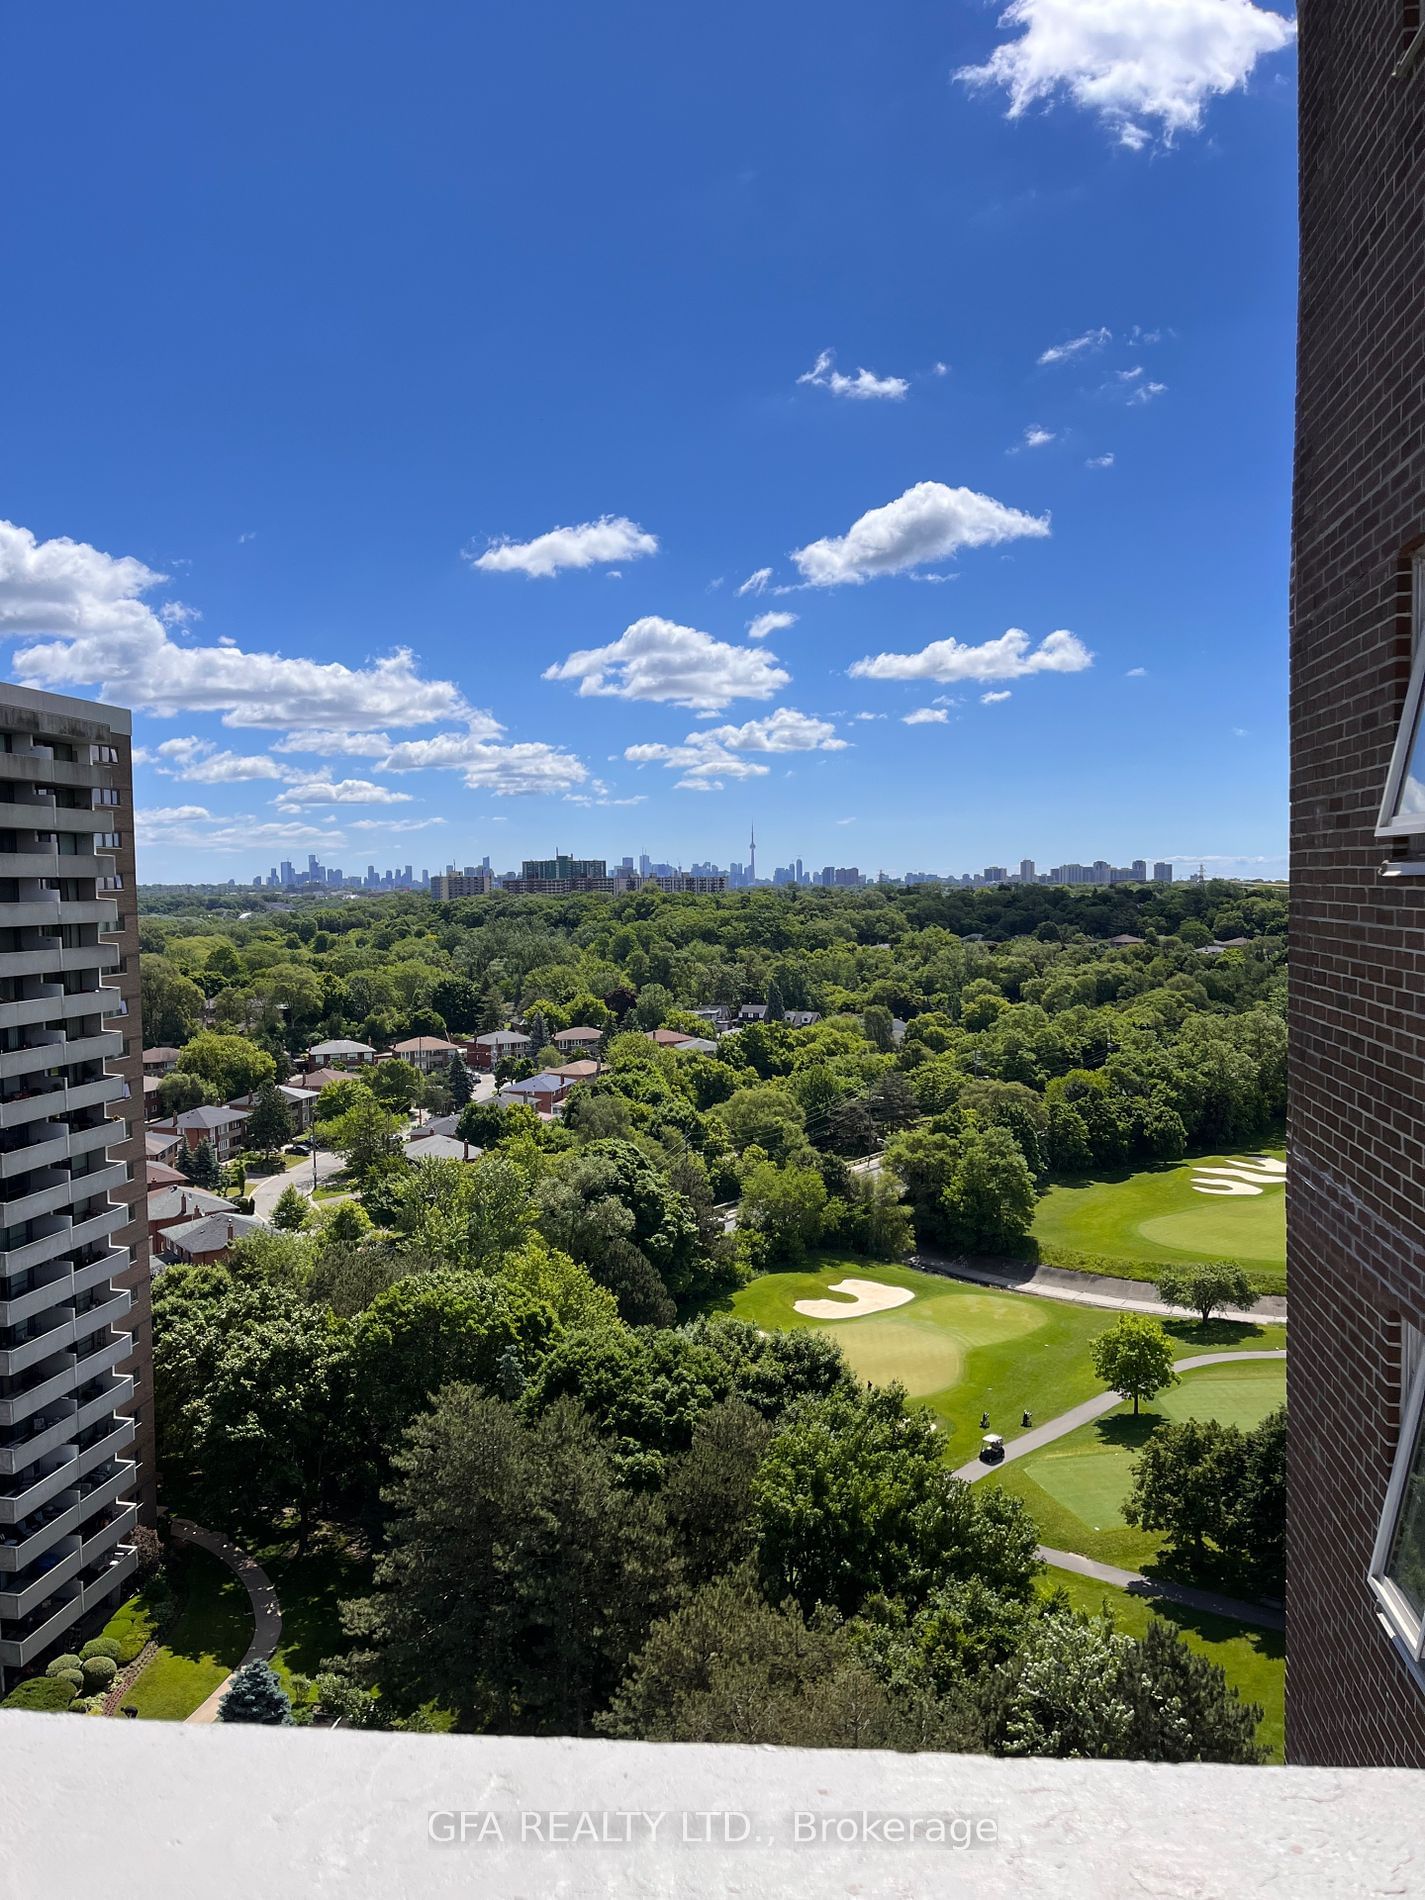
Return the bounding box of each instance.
[731,1257,1285,1463]
[1033,1145,1286,1284]
[1036,1566,1284,1761]
[992,1356,1286,1573]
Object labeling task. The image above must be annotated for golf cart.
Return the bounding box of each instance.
[979,1433,1005,1464]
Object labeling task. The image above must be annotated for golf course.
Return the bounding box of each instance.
[730,1255,1285,1461]
[1032,1146,1287,1288]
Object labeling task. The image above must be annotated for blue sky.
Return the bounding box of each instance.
[0,1,1298,882]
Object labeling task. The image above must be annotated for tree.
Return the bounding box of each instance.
[456,1097,508,1148]
[177,1137,222,1190]
[737,1155,826,1263]
[1126,1407,1286,1591]
[713,1085,809,1165]
[271,1183,311,1231]
[342,1390,677,1734]
[939,1125,1038,1255]
[313,1075,374,1124]
[1090,1315,1179,1416]
[157,1071,212,1117]
[368,1059,421,1115]
[863,1004,895,1052]
[446,1053,473,1107]
[662,1399,773,1585]
[523,1010,552,1059]
[175,1031,276,1104]
[1156,1263,1258,1327]
[535,1139,704,1321]
[324,1097,403,1179]
[764,979,786,1022]
[217,1660,292,1725]
[246,1082,294,1156]
[866,1069,919,1133]
[1233,1405,1286,1595]
[885,1128,960,1245]
[140,954,205,1047]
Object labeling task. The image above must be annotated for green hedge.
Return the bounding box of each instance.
[3,1676,77,1712]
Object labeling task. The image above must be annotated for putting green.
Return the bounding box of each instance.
[1033,1148,1286,1277]
[730,1256,1285,1458]
[993,1356,1286,1565]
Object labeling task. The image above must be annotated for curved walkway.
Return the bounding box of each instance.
[914,1247,1287,1323]
[168,1518,283,1725]
[953,1348,1287,1483]
[1038,1545,1284,1632]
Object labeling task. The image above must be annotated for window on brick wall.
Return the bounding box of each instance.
[1377,553,1425,837]
[1370,1324,1425,1670]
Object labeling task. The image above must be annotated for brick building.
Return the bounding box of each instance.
[1288,0,1425,1765]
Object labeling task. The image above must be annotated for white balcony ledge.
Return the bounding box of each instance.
[0,1726,1419,1900]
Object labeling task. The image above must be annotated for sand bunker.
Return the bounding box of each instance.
[1191,1156,1287,1198]
[794,1278,916,1320]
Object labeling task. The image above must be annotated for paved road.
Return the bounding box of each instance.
[1037,1546,1284,1631]
[915,1248,1287,1325]
[248,1148,345,1220]
[167,1518,283,1725]
[952,1348,1287,1483]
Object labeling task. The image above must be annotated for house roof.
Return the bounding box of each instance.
[499,1071,567,1097]
[146,1160,187,1188]
[148,1186,231,1224]
[402,1133,482,1163]
[303,1068,353,1091]
[553,1026,603,1043]
[647,1028,694,1045]
[669,1037,719,1055]
[475,1029,530,1046]
[307,1039,375,1058]
[417,1112,463,1138]
[392,1037,461,1054]
[175,1105,250,1132]
[142,1047,183,1062]
[162,1210,267,1255]
[550,1059,602,1079]
[145,1129,183,1158]
[1107,934,1145,946]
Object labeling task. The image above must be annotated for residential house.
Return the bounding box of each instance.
[153,1104,251,1166]
[159,1210,267,1266]
[646,1027,695,1048]
[402,1132,483,1164]
[145,1160,187,1190]
[550,1059,604,1083]
[472,1028,531,1072]
[552,1026,604,1055]
[390,1036,463,1074]
[302,1066,352,1094]
[305,1039,375,1068]
[146,1185,231,1250]
[497,1071,572,1117]
[668,1036,719,1055]
[228,1083,321,1135]
[735,1004,821,1029]
[144,1128,184,1165]
[141,1046,183,1077]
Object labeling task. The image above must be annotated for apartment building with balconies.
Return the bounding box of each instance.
[0,684,149,1690]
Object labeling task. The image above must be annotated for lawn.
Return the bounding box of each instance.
[250,1532,371,1708]
[1035,1565,1284,1761]
[120,1543,252,1721]
[991,1356,1286,1573]
[1033,1145,1286,1288]
[730,1256,1285,1464]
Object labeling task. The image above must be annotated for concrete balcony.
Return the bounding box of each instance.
[0,1537,84,1620]
[0,1125,70,1179]
[63,1120,113,1163]
[0,987,65,1033]
[69,1334,128,1388]
[70,1247,128,1301]
[0,1259,79,1331]
[0,852,105,882]
[0,1083,69,1132]
[0,751,109,791]
[1,900,114,930]
[0,1445,77,1524]
[0,1396,79,1476]
[72,1286,132,1341]
[0,1215,75,1278]
[70,1374,132,1441]
[64,1204,127,1257]
[0,1308,80,1378]
[60,940,119,975]
[79,1499,137,1569]
[63,1075,124,1116]
[80,1540,136,1613]
[0,1168,80,1228]
[73,1415,134,1481]
[0,1581,81,1666]
[0,801,114,834]
[0,1491,82,1571]
[0,1358,78,1429]
[56,1031,125,1069]
[0,1035,66,1084]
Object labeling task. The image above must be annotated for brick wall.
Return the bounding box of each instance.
[1289,0,1425,1764]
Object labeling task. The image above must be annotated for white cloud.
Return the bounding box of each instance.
[275,778,414,809]
[797,348,909,402]
[981,690,1013,704]
[379,725,588,795]
[135,803,214,826]
[624,707,844,788]
[1086,452,1116,469]
[1019,425,1055,449]
[1128,380,1168,405]
[1038,327,1112,366]
[1118,366,1144,381]
[791,481,1049,587]
[0,520,468,729]
[135,809,346,851]
[850,626,1093,684]
[272,729,402,757]
[957,0,1296,149]
[747,610,797,641]
[737,568,773,597]
[1126,665,1148,677]
[836,816,856,825]
[543,615,790,710]
[903,707,949,725]
[466,515,657,578]
[349,817,448,832]
[852,711,885,721]
[932,361,950,377]
[154,738,297,784]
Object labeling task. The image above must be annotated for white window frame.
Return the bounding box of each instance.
[1368,1334,1425,1672]
[1377,552,1425,838]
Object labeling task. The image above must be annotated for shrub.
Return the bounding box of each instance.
[131,1522,164,1585]
[2,1676,76,1712]
[68,1695,103,1714]
[55,1669,86,1694]
[44,1654,83,1678]
[217,1659,292,1725]
[81,1655,118,1691]
[80,1637,123,1663]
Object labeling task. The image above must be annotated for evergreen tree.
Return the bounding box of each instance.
[477,988,504,1034]
[246,1082,294,1157]
[178,1137,222,1190]
[764,980,786,1022]
[447,1053,473,1106]
[217,1659,292,1725]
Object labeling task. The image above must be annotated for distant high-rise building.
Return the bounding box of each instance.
[983,866,1007,884]
[1020,858,1035,882]
[1131,859,1148,882]
[1153,861,1174,883]
[638,852,651,878]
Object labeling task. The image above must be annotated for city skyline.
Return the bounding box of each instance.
[0,5,1292,888]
